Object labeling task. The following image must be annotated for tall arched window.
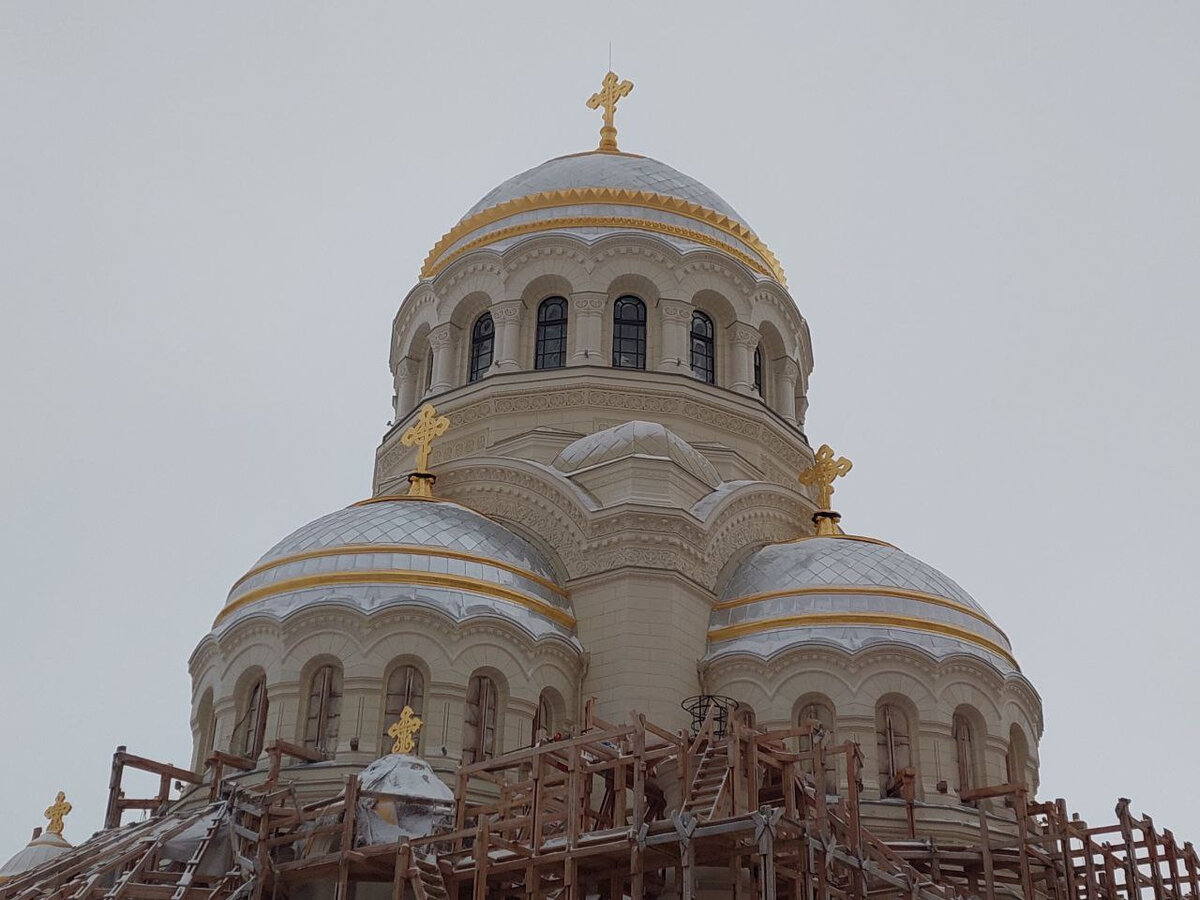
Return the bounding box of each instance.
[468,313,494,383]
[753,346,763,395]
[690,311,715,384]
[535,297,568,370]
[952,711,979,798]
[532,690,554,742]
[876,701,914,799]
[463,673,499,765]
[1006,723,1030,790]
[383,664,425,754]
[797,697,836,779]
[611,296,646,369]
[303,664,342,754]
[232,674,268,759]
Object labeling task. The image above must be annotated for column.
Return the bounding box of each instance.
[657,298,691,373]
[489,300,524,373]
[775,358,800,423]
[392,357,421,417]
[568,292,605,366]
[729,323,761,395]
[427,323,459,393]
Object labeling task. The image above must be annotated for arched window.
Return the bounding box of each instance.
[424,348,434,393]
[463,673,499,765]
[1006,723,1030,790]
[611,296,646,369]
[303,664,342,754]
[797,697,836,779]
[195,689,216,769]
[952,711,979,798]
[468,313,494,383]
[690,311,715,384]
[753,346,763,395]
[383,664,425,754]
[532,690,554,742]
[535,297,568,370]
[232,674,268,760]
[876,701,914,799]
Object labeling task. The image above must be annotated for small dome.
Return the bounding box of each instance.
[355,754,454,845]
[553,421,721,488]
[0,831,71,884]
[708,535,1017,673]
[420,151,785,284]
[216,497,575,643]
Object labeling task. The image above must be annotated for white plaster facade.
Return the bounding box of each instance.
[187,148,1042,842]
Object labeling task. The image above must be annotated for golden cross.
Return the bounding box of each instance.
[798,444,853,511]
[44,791,71,836]
[401,403,451,474]
[586,70,634,152]
[387,706,423,755]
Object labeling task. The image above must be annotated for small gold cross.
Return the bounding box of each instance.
[798,444,853,511]
[44,791,71,836]
[387,706,423,755]
[400,404,451,495]
[586,71,634,152]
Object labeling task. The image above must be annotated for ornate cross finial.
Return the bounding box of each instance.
[400,403,451,497]
[44,791,71,836]
[586,71,634,152]
[799,445,853,535]
[387,706,424,755]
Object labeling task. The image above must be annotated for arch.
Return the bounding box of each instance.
[382,658,428,755]
[952,704,987,801]
[468,312,494,383]
[690,310,715,384]
[463,669,506,764]
[535,297,568,370]
[875,695,918,799]
[795,693,836,779]
[301,660,343,754]
[1006,721,1031,790]
[231,667,268,759]
[611,295,647,370]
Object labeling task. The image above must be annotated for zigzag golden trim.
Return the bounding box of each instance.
[420,187,787,285]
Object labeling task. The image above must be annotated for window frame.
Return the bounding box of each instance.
[233,674,268,760]
[468,312,495,383]
[534,297,568,370]
[690,310,715,384]
[611,296,647,370]
[463,674,499,765]
[303,664,343,754]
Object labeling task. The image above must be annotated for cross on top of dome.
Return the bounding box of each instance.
[586,70,634,152]
[400,403,451,497]
[799,444,854,535]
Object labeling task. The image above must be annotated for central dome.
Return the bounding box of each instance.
[420,150,785,284]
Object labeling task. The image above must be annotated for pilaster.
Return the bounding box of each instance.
[730,323,761,395]
[428,323,459,393]
[657,298,691,373]
[488,300,524,373]
[568,291,605,366]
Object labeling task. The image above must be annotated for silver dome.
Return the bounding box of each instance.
[708,535,1017,673]
[465,152,747,224]
[216,497,575,642]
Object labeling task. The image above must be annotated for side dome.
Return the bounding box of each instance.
[708,535,1017,673]
[552,421,721,488]
[216,497,575,643]
[420,150,785,284]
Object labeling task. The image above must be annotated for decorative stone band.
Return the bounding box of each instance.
[707,612,1019,671]
[421,188,787,284]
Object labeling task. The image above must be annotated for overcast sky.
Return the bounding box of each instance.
[2,2,1197,856]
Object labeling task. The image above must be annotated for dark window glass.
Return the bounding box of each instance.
[468,313,494,383]
[535,297,568,370]
[690,311,715,384]
[612,296,646,370]
[753,346,763,395]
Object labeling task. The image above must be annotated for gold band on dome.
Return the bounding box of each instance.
[711,583,1008,640]
[214,569,576,628]
[707,612,1019,669]
[229,543,567,597]
[420,187,787,284]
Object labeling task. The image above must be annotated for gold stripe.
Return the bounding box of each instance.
[712,584,1007,639]
[230,543,566,597]
[421,187,787,284]
[781,533,897,549]
[707,612,1018,669]
[214,570,576,629]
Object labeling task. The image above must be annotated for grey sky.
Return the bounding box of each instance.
[1,2,1197,855]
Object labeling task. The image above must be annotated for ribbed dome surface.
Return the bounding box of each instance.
[708,535,1016,673]
[216,497,575,643]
